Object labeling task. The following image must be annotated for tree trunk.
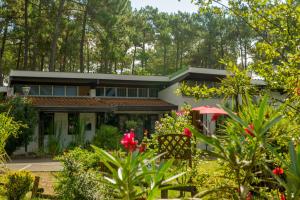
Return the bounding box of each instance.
[0,20,8,86]
[132,45,136,74]
[163,43,167,75]
[48,0,66,72]
[175,40,180,71]
[141,31,146,68]
[80,5,88,73]
[60,30,69,72]
[86,41,90,72]
[24,0,29,70]
[16,39,23,70]
[40,54,44,71]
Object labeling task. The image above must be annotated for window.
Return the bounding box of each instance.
[128,88,137,97]
[149,88,158,98]
[68,113,79,135]
[42,113,54,135]
[29,85,39,95]
[117,88,127,97]
[66,86,77,96]
[138,88,148,97]
[96,88,104,96]
[40,85,52,96]
[14,85,22,94]
[53,86,65,96]
[105,88,116,97]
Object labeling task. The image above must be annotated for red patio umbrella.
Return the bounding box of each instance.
[192,105,228,115]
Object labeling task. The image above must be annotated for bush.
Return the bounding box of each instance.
[2,171,33,200]
[92,125,122,150]
[0,97,38,155]
[55,148,112,200]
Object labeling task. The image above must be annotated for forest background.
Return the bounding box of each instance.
[0,0,253,85]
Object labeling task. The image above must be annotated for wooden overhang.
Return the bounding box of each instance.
[28,97,178,112]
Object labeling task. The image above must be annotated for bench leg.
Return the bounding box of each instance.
[31,176,40,199]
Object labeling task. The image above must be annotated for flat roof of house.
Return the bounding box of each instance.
[9,67,228,86]
[9,67,266,86]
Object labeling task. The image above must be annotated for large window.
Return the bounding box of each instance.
[106,88,116,97]
[128,88,137,97]
[53,86,65,96]
[149,88,158,98]
[96,88,104,96]
[68,113,79,135]
[117,88,127,97]
[29,85,39,95]
[40,85,52,96]
[66,86,77,96]
[138,88,148,97]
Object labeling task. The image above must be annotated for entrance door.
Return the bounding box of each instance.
[39,112,54,149]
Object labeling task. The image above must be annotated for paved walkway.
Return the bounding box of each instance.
[3,158,63,171]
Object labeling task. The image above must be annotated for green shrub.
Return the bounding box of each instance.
[92,125,122,150]
[55,148,112,200]
[2,171,33,200]
[47,122,63,156]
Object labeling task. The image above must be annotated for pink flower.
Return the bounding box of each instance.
[139,143,146,153]
[244,123,255,137]
[272,167,284,176]
[211,113,221,122]
[183,128,192,138]
[121,132,137,152]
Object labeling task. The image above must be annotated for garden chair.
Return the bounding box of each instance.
[158,134,197,198]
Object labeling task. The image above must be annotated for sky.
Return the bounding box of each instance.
[130,0,199,13]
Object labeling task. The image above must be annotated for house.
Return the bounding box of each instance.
[8,67,228,154]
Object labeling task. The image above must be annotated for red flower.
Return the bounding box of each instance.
[139,143,146,153]
[246,192,253,200]
[183,128,192,137]
[121,132,137,152]
[244,123,255,137]
[211,113,221,122]
[280,193,286,200]
[272,167,284,175]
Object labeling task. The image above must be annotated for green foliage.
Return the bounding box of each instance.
[2,171,33,200]
[0,97,37,155]
[124,120,140,130]
[55,147,111,200]
[92,125,122,150]
[67,120,86,149]
[189,95,283,199]
[268,142,300,199]
[154,106,192,136]
[47,122,63,156]
[92,146,184,200]
[0,112,22,165]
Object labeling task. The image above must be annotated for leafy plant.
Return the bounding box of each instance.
[2,170,33,200]
[47,122,63,156]
[68,120,86,149]
[93,146,184,200]
[92,125,122,150]
[55,147,111,200]
[268,142,300,199]
[190,95,283,199]
[0,97,37,155]
[0,112,22,168]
